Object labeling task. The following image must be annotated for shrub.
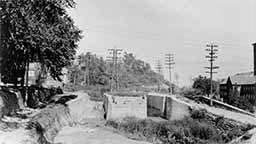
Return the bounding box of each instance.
[190,122,215,140]
[105,119,119,129]
[105,116,250,144]
[137,119,158,138]
[191,109,207,119]
[241,123,256,132]
[227,127,243,140]
[215,115,224,127]
[241,133,253,141]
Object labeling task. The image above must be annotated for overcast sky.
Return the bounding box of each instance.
[68,0,256,86]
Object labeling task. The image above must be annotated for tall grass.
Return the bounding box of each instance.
[106,110,255,144]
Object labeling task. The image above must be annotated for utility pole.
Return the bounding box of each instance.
[155,60,163,92]
[107,47,122,92]
[165,53,175,94]
[205,44,219,97]
[0,12,1,51]
[0,6,3,84]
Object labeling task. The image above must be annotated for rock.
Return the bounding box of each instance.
[0,88,20,117]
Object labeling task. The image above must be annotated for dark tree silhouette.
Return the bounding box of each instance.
[192,75,218,95]
[0,0,82,86]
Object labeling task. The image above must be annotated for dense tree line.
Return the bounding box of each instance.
[68,52,165,90]
[192,75,219,95]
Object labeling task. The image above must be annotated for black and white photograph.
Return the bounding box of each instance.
[0,0,256,143]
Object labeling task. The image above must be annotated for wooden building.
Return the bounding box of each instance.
[220,72,256,103]
[220,43,256,103]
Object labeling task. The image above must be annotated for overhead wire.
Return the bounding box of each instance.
[83,25,252,49]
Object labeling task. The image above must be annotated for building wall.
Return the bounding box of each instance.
[253,43,256,76]
[104,94,147,120]
[28,63,41,86]
[219,84,228,100]
[240,85,256,104]
[220,82,256,105]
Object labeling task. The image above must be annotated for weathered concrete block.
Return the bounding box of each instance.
[104,93,147,120]
[147,93,166,117]
[165,96,190,121]
[147,93,190,121]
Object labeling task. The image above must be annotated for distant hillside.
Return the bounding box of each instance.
[68,52,166,90]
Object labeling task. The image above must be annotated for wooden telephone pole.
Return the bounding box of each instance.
[205,44,219,96]
[107,47,122,92]
[165,53,175,94]
[155,60,163,92]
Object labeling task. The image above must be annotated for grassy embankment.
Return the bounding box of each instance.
[106,109,255,144]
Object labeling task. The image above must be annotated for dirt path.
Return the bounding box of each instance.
[54,125,150,144]
[178,96,256,125]
[198,103,256,124]
[54,91,150,144]
[55,92,256,144]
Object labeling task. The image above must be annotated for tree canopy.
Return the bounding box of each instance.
[0,0,81,85]
[68,52,166,90]
[192,75,218,95]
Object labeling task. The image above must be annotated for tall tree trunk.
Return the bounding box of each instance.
[25,59,29,107]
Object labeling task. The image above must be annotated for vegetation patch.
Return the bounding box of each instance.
[106,109,255,144]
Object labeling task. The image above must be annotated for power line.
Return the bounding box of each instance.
[107,47,122,92]
[205,44,219,96]
[165,53,175,94]
[83,26,250,48]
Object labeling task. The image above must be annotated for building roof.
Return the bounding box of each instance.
[222,72,256,85]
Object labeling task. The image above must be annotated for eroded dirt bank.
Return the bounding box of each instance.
[0,99,75,143]
[0,91,105,144]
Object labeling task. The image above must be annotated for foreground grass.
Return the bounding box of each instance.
[106,109,255,144]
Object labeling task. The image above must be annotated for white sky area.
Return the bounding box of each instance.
[68,0,256,87]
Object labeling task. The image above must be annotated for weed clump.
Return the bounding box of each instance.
[191,109,207,119]
[106,110,254,144]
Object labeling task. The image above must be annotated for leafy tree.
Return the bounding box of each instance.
[77,52,110,85]
[120,52,164,88]
[68,52,166,91]
[0,0,81,86]
[68,63,81,85]
[192,75,218,95]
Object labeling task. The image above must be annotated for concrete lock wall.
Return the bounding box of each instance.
[147,93,190,121]
[147,93,166,117]
[165,96,190,121]
[104,94,147,120]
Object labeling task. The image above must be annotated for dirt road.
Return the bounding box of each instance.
[54,91,150,144]
[177,96,256,125]
[54,125,150,144]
